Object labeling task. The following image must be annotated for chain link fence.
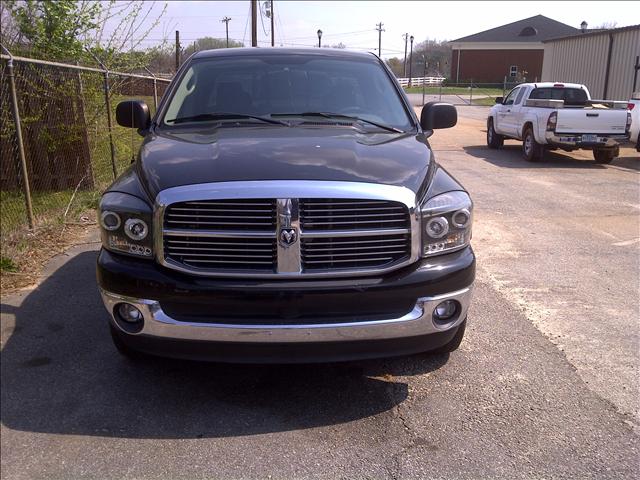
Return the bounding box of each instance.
[403,80,524,107]
[0,53,171,250]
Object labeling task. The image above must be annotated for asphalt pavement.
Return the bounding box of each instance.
[1,108,639,479]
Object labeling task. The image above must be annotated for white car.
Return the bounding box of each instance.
[487,82,632,163]
[628,93,640,151]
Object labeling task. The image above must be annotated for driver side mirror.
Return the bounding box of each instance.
[116,100,151,130]
[420,102,457,131]
[495,97,503,104]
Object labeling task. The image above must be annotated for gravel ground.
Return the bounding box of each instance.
[1,108,638,479]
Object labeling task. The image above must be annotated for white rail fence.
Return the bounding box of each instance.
[396,76,446,87]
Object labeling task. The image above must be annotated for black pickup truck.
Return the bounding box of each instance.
[97,48,475,363]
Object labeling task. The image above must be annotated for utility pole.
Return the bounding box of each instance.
[408,35,414,87]
[402,33,408,77]
[221,16,231,48]
[251,0,258,47]
[375,22,384,57]
[175,30,180,71]
[270,1,275,47]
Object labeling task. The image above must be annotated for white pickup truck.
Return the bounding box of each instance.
[628,92,640,151]
[487,82,631,163]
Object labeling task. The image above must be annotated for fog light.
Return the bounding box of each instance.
[433,300,459,324]
[117,303,143,323]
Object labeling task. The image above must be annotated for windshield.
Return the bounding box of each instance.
[161,54,413,131]
[529,87,588,106]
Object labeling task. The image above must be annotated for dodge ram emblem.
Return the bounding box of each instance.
[279,228,298,246]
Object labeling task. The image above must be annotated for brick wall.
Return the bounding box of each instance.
[451,49,544,83]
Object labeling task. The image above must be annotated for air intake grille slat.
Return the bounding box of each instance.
[165,199,276,231]
[164,199,277,271]
[300,199,409,231]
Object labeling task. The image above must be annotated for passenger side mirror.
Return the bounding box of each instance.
[420,102,457,131]
[116,100,151,130]
[495,97,503,104]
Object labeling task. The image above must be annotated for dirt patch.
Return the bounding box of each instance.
[1,211,98,293]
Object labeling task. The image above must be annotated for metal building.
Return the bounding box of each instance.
[541,25,640,100]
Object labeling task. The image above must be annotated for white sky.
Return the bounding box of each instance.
[115,1,640,58]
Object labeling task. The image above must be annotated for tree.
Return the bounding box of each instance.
[385,57,403,77]
[2,0,168,72]
[183,36,244,57]
[3,0,101,59]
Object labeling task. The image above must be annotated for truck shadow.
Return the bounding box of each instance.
[463,145,639,170]
[0,251,448,439]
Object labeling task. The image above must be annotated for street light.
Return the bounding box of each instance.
[409,35,414,87]
[317,29,323,48]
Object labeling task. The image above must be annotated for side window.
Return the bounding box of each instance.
[504,87,519,106]
[510,65,518,77]
[515,88,526,105]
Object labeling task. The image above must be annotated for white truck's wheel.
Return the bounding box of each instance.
[593,149,615,164]
[487,119,504,149]
[522,127,544,162]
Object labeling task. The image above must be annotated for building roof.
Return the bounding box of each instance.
[450,15,578,43]
[543,23,640,42]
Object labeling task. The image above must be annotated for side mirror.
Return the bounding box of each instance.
[116,100,151,130]
[420,102,457,131]
[495,96,503,104]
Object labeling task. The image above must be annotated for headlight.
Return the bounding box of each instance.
[420,191,472,256]
[98,192,153,258]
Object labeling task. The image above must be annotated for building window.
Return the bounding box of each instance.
[510,65,518,77]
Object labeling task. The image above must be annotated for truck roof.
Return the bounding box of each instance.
[192,47,378,61]
[517,82,587,90]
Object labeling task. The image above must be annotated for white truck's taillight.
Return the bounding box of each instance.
[546,111,557,132]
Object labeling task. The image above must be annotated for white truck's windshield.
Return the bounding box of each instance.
[529,87,589,106]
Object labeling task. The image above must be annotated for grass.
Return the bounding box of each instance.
[1,93,154,240]
[0,256,18,272]
[471,97,499,106]
[0,189,100,234]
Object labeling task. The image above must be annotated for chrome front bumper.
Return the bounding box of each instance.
[100,287,473,344]
[545,132,629,148]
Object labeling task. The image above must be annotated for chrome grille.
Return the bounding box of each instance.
[164,235,277,271]
[301,233,410,270]
[165,199,276,231]
[157,181,418,278]
[163,199,277,272]
[300,199,409,231]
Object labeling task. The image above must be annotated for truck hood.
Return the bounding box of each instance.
[137,126,432,199]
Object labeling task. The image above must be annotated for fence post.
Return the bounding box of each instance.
[103,71,118,180]
[503,76,507,99]
[144,67,158,111]
[469,79,473,105]
[1,45,34,229]
[439,82,442,101]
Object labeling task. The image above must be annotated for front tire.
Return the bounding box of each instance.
[593,148,615,164]
[430,319,466,355]
[522,127,544,162]
[487,119,504,149]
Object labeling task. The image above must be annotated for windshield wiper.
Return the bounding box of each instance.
[165,113,288,126]
[272,112,404,133]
